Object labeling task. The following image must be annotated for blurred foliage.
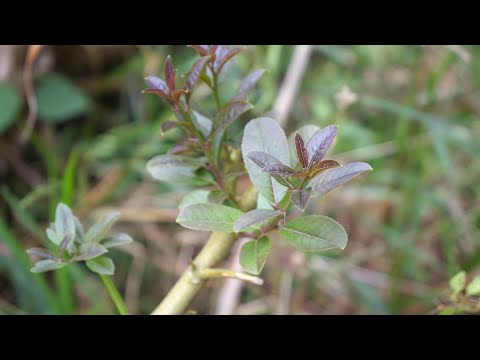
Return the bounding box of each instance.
[0,45,479,314]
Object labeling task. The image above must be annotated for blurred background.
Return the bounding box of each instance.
[0,45,478,314]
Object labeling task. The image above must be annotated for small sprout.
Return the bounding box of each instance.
[26,203,133,275]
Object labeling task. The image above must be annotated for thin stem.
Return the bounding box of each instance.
[100,274,128,315]
[193,268,264,286]
[212,70,221,110]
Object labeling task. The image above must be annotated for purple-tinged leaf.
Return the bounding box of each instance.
[310,162,373,198]
[161,121,185,134]
[27,247,58,261]
[262,164,295,176]
[233,209,282,233]
[192,110,213,138]
[213,46,229,71]
[216,47,247,74]
[247,151,285,169]
[144,76,169,93]
[31,259,66,273]
[186,56,211,92]
[306,125,339,167]
[291,188,312,211]
[142,88,172,103]
[310,160,341,178]
[288,125,320,167]
[72,243,108,261]
[242,118,290,204]
[295,133,309,168]
[54,203,75,246]
[211,101,253,136]
[58,234,73,259]
[102,233,133,249]
[188,45,209,56]
[209,45,219,54]
[164,56,175,91]
[233,69,266,101]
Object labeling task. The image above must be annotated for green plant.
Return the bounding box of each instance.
[26,45,372,315]
[434,271,480,314]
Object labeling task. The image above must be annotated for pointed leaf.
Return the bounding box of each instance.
[54,203,75,245]
[466,276,480,296]
[164,55,175,91]
[85,212,120,243]
[176,203,244,232]
[233,69,266,101]
[295,133,309,168]
[142,88,171,102]
[288,125,320,167]
[270,174,292,188]
[86,256,115,275]
[307,125,339,167]
[74,217,84,243]
[291,188,312,211]
[310,162,373,198]
[211,101,253,136]
[72,243,108,261]
[186,56,211,92]
[280,215,348,252]
[58,234,75,258]
[31,259,67,273]
[144,76,169,93]
[240,237,272,275]
[247,151,285,169]
[27,248,58,261]
[242,118,290,204]
[233,209,282,233]
[102,233,133,249]
[46,224,61,245]
[179,190,211,211]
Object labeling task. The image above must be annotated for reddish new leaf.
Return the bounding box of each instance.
[142,88,172,103]
[307,125,339,168]
[247,151,286,169]
[186,56,211,93]
[161,121,186,134]
[310,160,341,178]
[164,56,175,91]
[295,133,309,168]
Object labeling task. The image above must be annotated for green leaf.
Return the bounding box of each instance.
[85,256,115,275]
[288,125,319,167]
[176,203,244,232]
[310,162,373,198]
[31,259,67,273]
[257,194,274,210]
[85,212,119,243]
[0,83,21,133]
[466,276,480,296]
[280,215,348,252]
[233,209,282,233]
[72,243,108,261]
[449,271,466,296]
[191,111,213,138]
[73,217,85,243]
[240,237,272,275]
[102,233,133,249]
[179,190,211,210]
[242,118,290,205]
[37,73,90,123]
[146,154,207,184]
[54,203,76,246]
[46,224,61,245]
